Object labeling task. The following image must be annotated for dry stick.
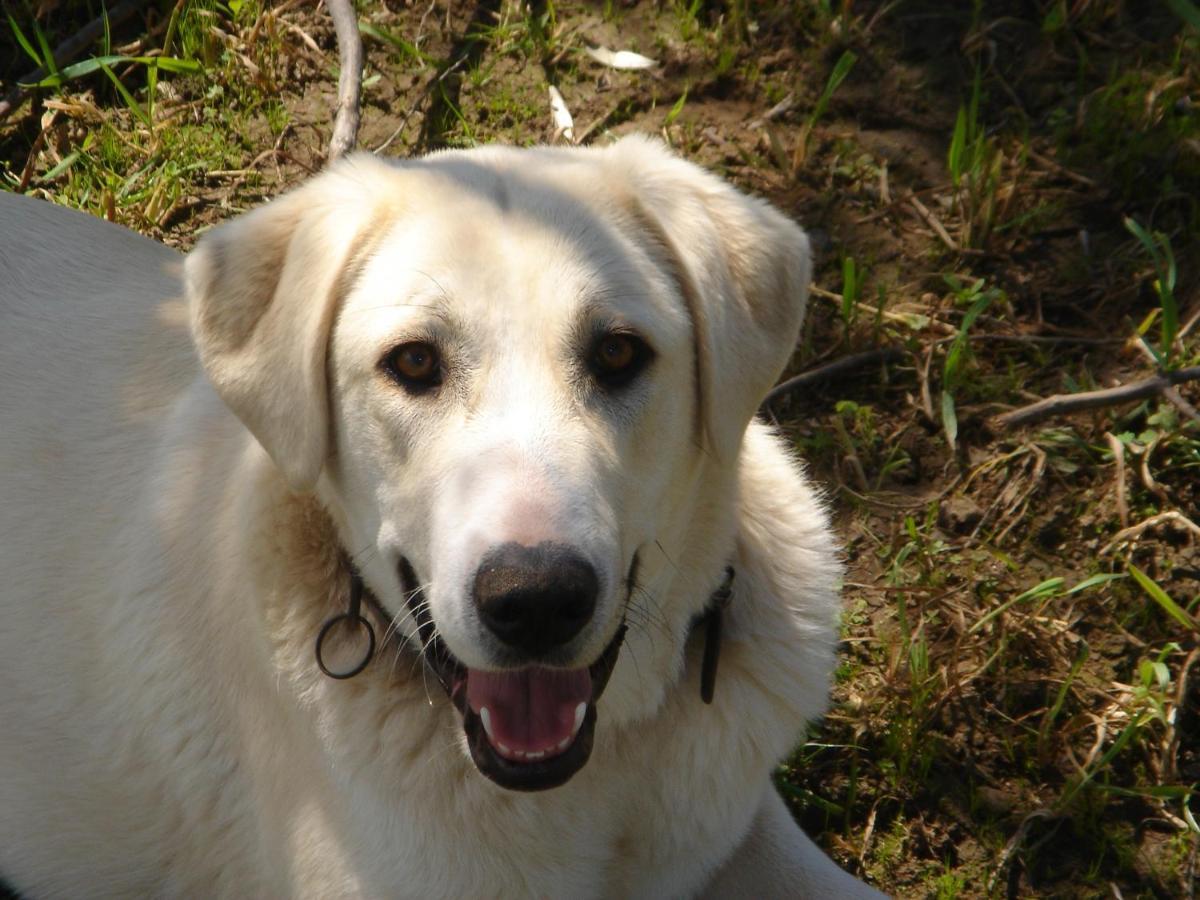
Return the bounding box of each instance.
[0,0,152,122]
[1163,647,1200,783]
[374,53,468,154]
[907,191,958,252]
[1100,510,1200,556]
[994,366,1200,429]
[326,0,363,161]
[1133,336,1200,426]
[1104,432,1129,529]
[762,347,905,407]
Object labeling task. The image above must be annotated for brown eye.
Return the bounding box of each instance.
[384,341,441,391]
[589,332,652,388]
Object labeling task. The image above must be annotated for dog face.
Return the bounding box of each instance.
[185,137,811,791]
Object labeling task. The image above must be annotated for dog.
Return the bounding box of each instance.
[0,136,884,898]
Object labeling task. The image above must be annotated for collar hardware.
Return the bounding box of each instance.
[316,562,737,706]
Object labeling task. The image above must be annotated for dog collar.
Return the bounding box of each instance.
[698,566,735,704]
[316,564,737,704]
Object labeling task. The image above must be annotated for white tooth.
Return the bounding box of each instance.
[526,750,545,760]
[497,741,512,755]
[557,736,572,751]
[573,702,587,736]
[480,707,495,741]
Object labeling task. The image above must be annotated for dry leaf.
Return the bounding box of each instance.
[548,86,574,142]
[584,46,657,70]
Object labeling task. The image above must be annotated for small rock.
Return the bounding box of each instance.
[939,495,984,533]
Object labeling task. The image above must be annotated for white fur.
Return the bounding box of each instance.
[0,138,885,898]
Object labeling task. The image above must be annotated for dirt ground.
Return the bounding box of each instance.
[2,1,1199,897]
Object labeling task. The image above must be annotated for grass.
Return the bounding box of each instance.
[2,1,1198,896]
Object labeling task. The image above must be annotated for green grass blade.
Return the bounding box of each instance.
[944,289,992,385]
[101,0,111,56]
[808,50,857,128]
[1064,573,1125,594]
[37,150,81,183]
[1124,216,1178,363]
[26,54,201,87]
[98,61,151,128]
[8,14,45,68]
[32,17,58,77]
[665,87,688,127]
[941,391,958,451]
[970,578,1065,634]
[841,256,858,324]
[1129,564,1198,632]
[1166,0,1200,29]
[359,21,437,65]
[948,106,966,186]
[1039,642,1088,755]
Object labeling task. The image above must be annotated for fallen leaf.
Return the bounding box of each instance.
[548,85,575,142]
[584,45,657,70]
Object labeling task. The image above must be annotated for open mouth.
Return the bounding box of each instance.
[390,558,629,792]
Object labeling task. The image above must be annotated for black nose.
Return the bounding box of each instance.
[473,542,599,657]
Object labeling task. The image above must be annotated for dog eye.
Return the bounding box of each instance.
[589,332,652,388]
[383,341,442,391]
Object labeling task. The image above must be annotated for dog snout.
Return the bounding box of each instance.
[472,542,598,657]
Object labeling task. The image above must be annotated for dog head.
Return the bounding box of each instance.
[185,136,811,791]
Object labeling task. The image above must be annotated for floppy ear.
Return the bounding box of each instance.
[607,136,811,461]
[185,155,396,491]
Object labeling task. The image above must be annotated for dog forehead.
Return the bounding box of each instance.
[344,172,684,334]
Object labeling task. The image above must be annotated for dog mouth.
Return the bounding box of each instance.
[394,557,629,792]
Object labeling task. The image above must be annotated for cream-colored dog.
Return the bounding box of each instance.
[0,137,883,898]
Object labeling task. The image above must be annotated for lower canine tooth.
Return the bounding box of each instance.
[573,702,587,736]
[556,736,572,751]
[497,741,512,755]
[480,707,495,741]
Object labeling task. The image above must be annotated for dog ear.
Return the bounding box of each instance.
[185,155,394,491]
[608,136,811,461]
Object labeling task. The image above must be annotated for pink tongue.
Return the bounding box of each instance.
[467,667,591,754]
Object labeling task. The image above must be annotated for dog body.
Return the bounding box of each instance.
[0,139,882,898]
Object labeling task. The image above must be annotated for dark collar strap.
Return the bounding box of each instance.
[699,566,735,704]
[319,562,737,705]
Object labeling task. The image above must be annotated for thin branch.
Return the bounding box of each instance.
[993,366,1200,429]
[1100,510,1200,556]
[908,191,958,252]
[763,347,905,407]
[326,0,363,161]
[0,0,152,122]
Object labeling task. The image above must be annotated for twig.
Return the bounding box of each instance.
[0,0,152,122]
[747,92,794,129]
[374,52,469,154]
[986,809,1059,894]
[763,347,905,406]
[1163,647,1199,782]
[994,366,1200,429]
[907,192,959,252]
[1132,337,1200,426]
[1027,146,1097,187]
[1100,510,1200,556]
[1104,432,1129,529]
[858,800,879,864]
[326,0,363,161]
[1138,434,1170,504]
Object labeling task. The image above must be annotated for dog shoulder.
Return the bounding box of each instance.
[724,420,842,736]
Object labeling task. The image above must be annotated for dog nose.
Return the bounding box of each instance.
[472,542,598,657]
